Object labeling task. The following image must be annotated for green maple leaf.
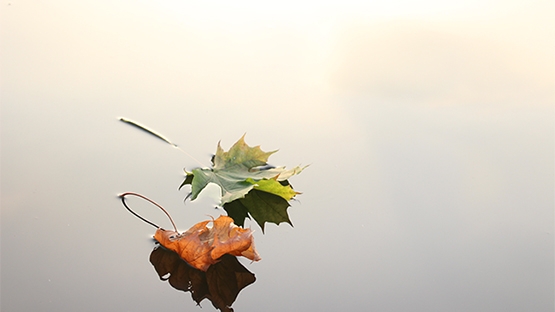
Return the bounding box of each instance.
[180,135,303,204]
[180,135,305,230]
[223,189,292,232]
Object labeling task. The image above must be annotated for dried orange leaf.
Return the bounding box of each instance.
[154,215,261,271]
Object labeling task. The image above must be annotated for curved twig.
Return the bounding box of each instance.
[119,192,178,232]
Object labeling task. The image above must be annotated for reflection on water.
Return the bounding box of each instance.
[150,246,256,312]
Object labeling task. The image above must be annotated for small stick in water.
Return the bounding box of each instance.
[119,192,178,232]
[119,117,206,167]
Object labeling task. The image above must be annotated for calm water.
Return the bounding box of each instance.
[1,1,553,311]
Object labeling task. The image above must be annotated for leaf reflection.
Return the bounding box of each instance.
[150,245,256,312]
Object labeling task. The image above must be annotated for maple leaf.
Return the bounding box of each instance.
[180,135,305,230]
[223,189,292,231]
[181,135,303,203]
[154,215,261,272]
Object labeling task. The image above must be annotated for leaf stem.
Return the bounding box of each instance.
[119,117,207,167]
[119,192,178,232]
[174,146,207,168]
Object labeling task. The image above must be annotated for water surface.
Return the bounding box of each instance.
[1,1,553,311]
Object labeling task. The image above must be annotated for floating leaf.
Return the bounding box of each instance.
[245,177,298,201]
[154,215,261,272]
[223,189,291,231]
[180,135,306,229]
[180,135,305,204]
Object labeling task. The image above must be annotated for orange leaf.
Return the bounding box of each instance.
[154,215,261,271]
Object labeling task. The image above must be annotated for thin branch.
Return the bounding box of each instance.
[119,192,178,232]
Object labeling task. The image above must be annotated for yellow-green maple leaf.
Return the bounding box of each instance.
[180,135,306,230]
